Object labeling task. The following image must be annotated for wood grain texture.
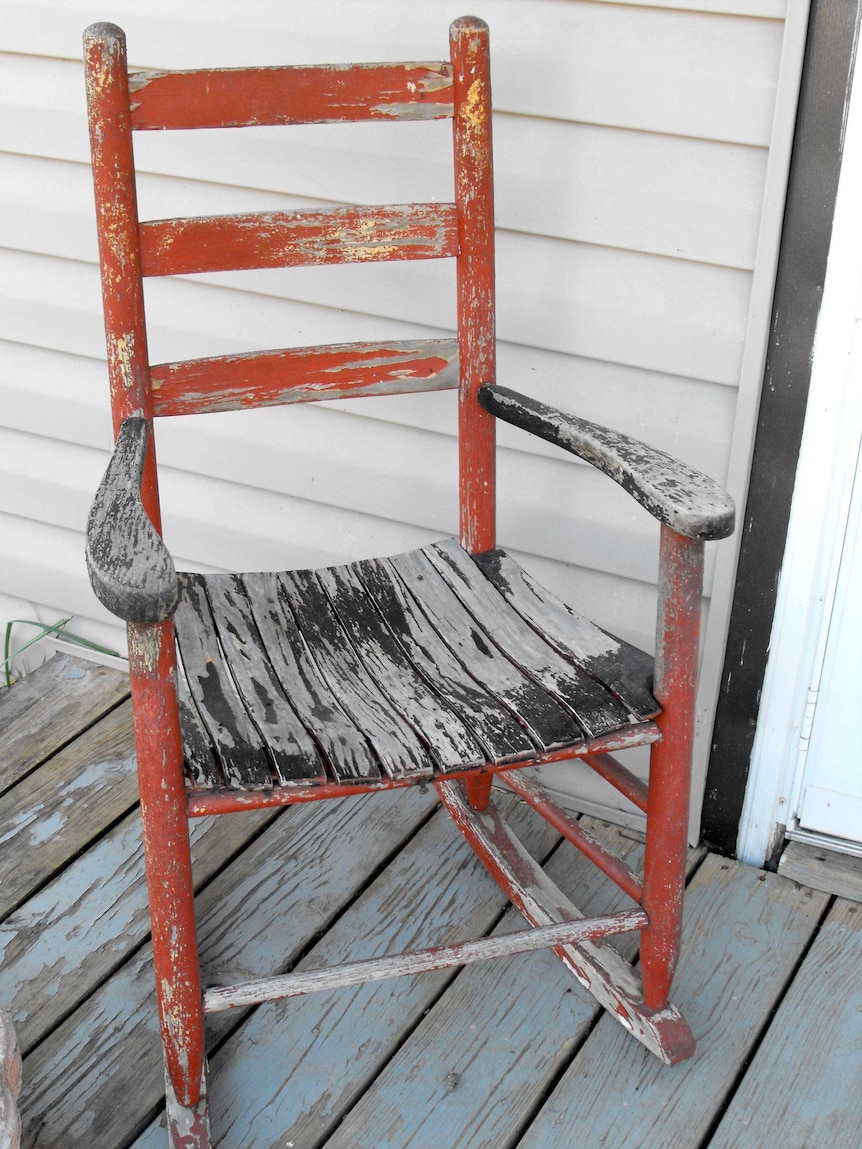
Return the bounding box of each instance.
[471,548,658,719]
[7,649,857,1148]
[150,339,459,417]
[355,556,536,763]
[128,60,455,129]
[20,786,438,1149]
[320,821,699,1149]
[518,857,830,1149]
[140,203,459,277]
[173,574,273,789]
[279,567,434,781]
[0,806,275,1053]
[707,899,862,1149]
[778,839,862,902]
[85,416,179,623]
[172,536,660,798]
[388,549,579,752]
[0,701,138,921]
[0,1010,20,1149]
[0,654,128,795]
[437,782,694,1064]
[202,574,327,784]
[427,540,639,735]
[204,909,647,1014]
[480,385,736,540]
[132,795,559,1149]
[316,563,485,771]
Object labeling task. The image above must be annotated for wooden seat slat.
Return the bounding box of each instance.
[242,571,382,783]
[175,544,660,794]
[426,539,638,738]
[128,61,455,131]
[471,549,659,719]
[388,550,581,752]
[150,339,459,418]
[355,556,537,764]
[140,204,459,278]
[174,657,222,790]
[174,575,273,788]
[317,563,486,771]
[202,575,328,785]
[279,569,435,782]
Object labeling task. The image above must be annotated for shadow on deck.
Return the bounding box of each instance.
[1,655,859,1148]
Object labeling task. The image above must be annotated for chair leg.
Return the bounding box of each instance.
[465,772,494,811]
[639,527,703,1011]
[165,1064,211,1149]
[639,733,691,1011]
[128,622,210,1143]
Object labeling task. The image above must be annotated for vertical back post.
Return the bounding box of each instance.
[84,22,161,532]
[451,17,496,554]
[85,25,202,1109]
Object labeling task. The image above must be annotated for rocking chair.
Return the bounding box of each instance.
[83,18,734,1146]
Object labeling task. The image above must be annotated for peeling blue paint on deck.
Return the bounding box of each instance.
[2,656,859,1149]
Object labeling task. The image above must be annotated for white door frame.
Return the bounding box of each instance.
[736,49,862,866]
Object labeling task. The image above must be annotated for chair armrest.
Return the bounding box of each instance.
[86,415,179,623]
[478,384,735,541]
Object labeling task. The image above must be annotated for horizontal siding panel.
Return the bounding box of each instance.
[0,513,662,670]
[0,0,801,826]
[0,240,750,388]
[0,404,720,593]
[2,2,782,144]
[0,134,767,270]
[0,280,736,483]
[0,513,664,693]
[594,0,784,14]
[0,338,735,495]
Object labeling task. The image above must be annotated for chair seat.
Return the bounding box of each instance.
[173,537,660,793]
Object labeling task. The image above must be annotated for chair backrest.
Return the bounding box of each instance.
[83,19,497,555]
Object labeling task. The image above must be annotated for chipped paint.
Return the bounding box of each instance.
[149,339,459,416]
[127,624,162,675]
[463,77,486,134]
[110,332,136,393]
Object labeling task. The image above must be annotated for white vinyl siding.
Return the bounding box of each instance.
[0,0,806,826]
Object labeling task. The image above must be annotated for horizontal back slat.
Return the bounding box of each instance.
[150,338,459,417]
[128,62,455,130]
[139,203,459,277]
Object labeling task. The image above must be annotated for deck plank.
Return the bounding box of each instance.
[707,897,862,1149]
[131,795,560,1149]
[321,823,702,1149]
[6,654,860,1149]
[0,654,128,795]
[515,856,830,1149]
[779,839,862,902]
[0,700,138,920]
[0,806,276,1054]
[20,788,437,1148]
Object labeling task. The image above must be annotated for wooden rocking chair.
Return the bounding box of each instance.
[83,18,734,1146]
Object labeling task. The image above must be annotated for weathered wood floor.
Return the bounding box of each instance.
[1,654,860,1149]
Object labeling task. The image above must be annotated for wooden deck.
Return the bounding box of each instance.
[1,654,860,1149]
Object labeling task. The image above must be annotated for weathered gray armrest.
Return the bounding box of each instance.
[86,416,179,623]
[479,384,735,541]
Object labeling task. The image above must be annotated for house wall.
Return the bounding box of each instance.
[0,0,806,826]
